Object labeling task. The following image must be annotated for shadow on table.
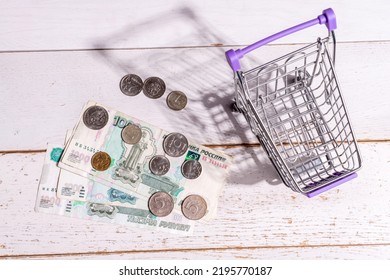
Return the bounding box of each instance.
[90,5,282,187]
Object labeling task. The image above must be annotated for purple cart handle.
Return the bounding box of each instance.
[226,8,337,71]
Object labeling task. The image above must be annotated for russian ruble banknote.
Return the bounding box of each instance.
[35,144,194,235]
[58,101,232,222]
[57,130,144,207]
[58,165,143,207]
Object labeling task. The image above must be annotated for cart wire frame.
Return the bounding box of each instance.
[226,8,362,196]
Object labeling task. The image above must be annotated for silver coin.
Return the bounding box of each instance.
[166,91,187,111]
[181,194,207,220]
[121,124,142,144]
[148,192,174,217]
[163,133,188,157]
[181,160,202,179]
[119,74,143,96]
[149,155,170,176]
[83,105,109,130]
[143,77,166,99]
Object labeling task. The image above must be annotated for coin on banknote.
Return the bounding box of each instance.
[148,192,174,217]
[83,105,109,130]
[149,155,170,176]
[121,124,142,144]
[181,159,202,179]
[166,91,187,111]
[181,194,207,220]
[91,151,111,171]
[143,77,166,99]
[163,133,188,157]
[119,74,144,96]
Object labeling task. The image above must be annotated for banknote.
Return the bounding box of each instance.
[36,144,194,235]
[57,131,144,207]
[59,101,232,222]
[57,167,143,207]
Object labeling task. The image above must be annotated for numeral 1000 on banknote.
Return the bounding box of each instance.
[113,115,135,128]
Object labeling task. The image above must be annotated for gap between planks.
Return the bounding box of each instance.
[2,242,390,259]
[1,139,389,155]
[0,39,389,54]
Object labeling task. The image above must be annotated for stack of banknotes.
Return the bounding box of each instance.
[35,101,232,235]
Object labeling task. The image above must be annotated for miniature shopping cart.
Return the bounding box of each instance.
[225,8,362,197]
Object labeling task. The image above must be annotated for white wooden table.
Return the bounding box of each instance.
[1,0,389,259]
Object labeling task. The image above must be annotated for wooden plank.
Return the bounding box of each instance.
[0,1,389,52]
[1,42,389,151]
[7,245,390,259]
[0,143,388,257]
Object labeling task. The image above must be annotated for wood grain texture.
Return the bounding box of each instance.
[0,143,388,258]
[7,245,390,260]
[0,0,389,51]
[1,0,389,261]
[1,42,389,151]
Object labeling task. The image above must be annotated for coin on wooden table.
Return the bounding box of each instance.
[149,155,170,176]
[143,77,166,99]
[83,105,109,130]
[163,133,188,157]
[166,91,187,111]
[91,151,111,171]
[181,159,202,179]
[119,74,144,96]
[121,124,142,144]
[181,194,207,220]
[148,192,174,217]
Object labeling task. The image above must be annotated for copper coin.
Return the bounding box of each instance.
[148,192,174,217]
[149,155,170,176]
[166,91,187,111]
[162,132,188,157]
[91,151,111,171]
[181,194,207,220]
[119,74,143,96]
[121,124,142,144]
[181,159,202,179]
[83,105,109,130]
[143,77,166,99]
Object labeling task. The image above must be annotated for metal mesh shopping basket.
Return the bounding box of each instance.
[225,8,362,197]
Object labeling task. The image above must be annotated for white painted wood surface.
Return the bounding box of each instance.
[0,0,389,259]
[0,143,389,258]
[1,42,389,150]
[18,245,390,260]
[0,0,389,51]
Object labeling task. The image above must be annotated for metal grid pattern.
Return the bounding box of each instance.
[234,36,361,193]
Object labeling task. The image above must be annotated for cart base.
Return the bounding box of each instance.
[305,172,358,198]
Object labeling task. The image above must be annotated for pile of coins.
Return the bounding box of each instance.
[149,192,207,221]
[146,131,205,220]
[84,105,206,220]
[120,74,187,111]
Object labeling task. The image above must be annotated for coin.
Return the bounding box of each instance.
[166,91,187,111]
[163,133,188,157]
[181,195,207,220]
[119,74,143,96]
[181,159,202,179]
[91,151,111,171]
[83,105,109,130]
[121,124,142,144]
[149,155,170,176]
[148,192,174,217]
[143,77,166,99]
